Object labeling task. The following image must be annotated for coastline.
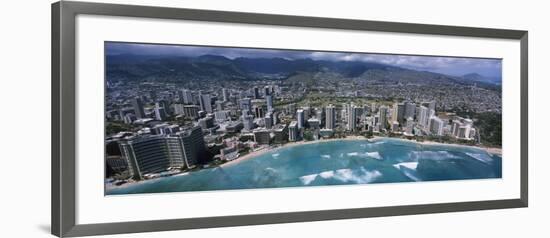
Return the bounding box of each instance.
[222,136,502,168]
[107,136,501,193]
[369,136,502,155]
[220,136,367,168]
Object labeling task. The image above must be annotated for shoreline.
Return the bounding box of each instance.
[222,136,502,168]
[220,136,367,168]
[370,136,502,155]
[107,136,501,192]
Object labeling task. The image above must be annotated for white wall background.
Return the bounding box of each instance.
[0,0,546,237]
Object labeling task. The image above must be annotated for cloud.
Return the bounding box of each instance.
[106,42,502,77]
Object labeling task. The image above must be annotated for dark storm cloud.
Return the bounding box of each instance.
[106,42,502,77]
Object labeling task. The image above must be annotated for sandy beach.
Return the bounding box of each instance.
[106,136,502,193]
[370,136,502,155]
[220,136,368,168]
[221,136,502,168]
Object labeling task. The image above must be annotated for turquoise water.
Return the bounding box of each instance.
[106,138,502,195]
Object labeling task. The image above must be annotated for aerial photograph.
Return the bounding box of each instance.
[104,42,502,195]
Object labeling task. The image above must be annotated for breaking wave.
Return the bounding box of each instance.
[346,151,383,160]
[319,171,334,179]
[393,162,419,170]
[316,168,382,184]
[393,162,420,181]
[299,174,318,185]
[465,152,493,164]
[364,152,383,160]
[408,151,459,161]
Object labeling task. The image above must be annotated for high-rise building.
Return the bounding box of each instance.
[429,116,444,136]
[272,111,279,125]
[347,105,359,131]
[297,109,305,129]
[288,121,299,142]
[117,108,133,121]
[391,121,399,132]
[429,101,436,111]
[253,87,260,99]
[198,117,215,130]
[452,118,473,139]
[263,86,270,97]
[272,124,288,144]
[308,118,320,130]
[463,119,473,138]
[180,90,194,104]
[253,129,271,144]
[404,102,416,120]
[119,135,185,180]
[214,110,230,122]
[302,106,311,120]
[176,126,207,168]
[183,105,199,119]
[158,100,171,115]
[222,88,230,102]
[379,106,388,129]
[341,104,349,124]
[198,91,204,110]
[242,114,255,131]
[325,104,336,130]
[392,102,405,124]
[405,117,414,135]
[266,95,274,112]
[264,114,273,129]
[452,120,462,137]
[469,128,476,139]
[239,98,252,112]
[417,106,429,128]
[173,103,185,115]
[154,103,167,121]
[178,90,185,103]
[199,93,213,113]
[132,97,146,119]
[254,105,266,118]
[364,116,373,131]
[316,107,325,127]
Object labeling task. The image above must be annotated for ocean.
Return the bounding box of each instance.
[106,138,502,195]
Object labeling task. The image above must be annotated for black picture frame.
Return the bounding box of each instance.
[52,1,528,237]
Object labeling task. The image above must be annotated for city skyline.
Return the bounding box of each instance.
[105,42,502,194]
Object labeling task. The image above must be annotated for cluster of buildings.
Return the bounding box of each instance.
[105,81,479,182]
[281,100,476,142]
[117,126,205,180]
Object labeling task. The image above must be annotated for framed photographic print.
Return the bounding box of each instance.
[52,1,528,237]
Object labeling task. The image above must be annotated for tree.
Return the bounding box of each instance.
[303,131,314,141]
[362,131,373,138]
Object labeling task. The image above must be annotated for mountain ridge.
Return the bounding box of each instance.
[106,54,501,90]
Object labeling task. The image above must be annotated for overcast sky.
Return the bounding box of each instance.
[106,42,502,78]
